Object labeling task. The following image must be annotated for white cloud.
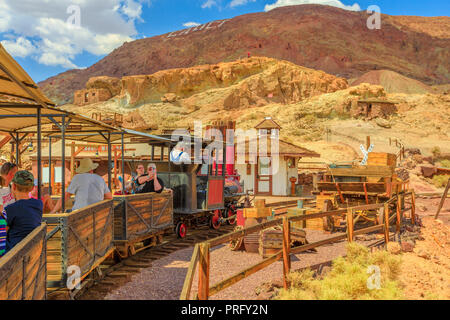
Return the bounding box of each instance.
[202,0,218,9]
[230,0,256,8]
[264,0,361,12]
[183,22,201,28]
[0,0,149,68]
[1,37,37,58]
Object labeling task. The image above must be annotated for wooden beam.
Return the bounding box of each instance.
[180,244,200,300]
[435,178,450,220]
[384,203,390,245]
[411,191,416,225]
[0,136,12,149]
[347,209,353,242]
[198,242,210,300]
[396,195,402,233]
[209,251,283,297]
[282,217,291,289]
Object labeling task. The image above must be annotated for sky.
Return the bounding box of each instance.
[1,0,449,83]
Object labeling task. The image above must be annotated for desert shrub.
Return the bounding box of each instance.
[431,146,441,157]
[276,243,404,300]
[432,175,449,188]
[439,160,450,168]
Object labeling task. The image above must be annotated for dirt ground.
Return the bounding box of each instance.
[398,197,450,300]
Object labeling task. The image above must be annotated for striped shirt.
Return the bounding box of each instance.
[0,212,6,257]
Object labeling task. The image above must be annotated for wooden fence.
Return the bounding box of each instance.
[180,191,416,300]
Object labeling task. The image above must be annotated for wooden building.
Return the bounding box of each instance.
[352,99,398,120]
[74,88,112,106]
[235,118,320,196]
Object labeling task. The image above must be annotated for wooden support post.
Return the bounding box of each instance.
[366,136,371,150]
[396,195,402,233]
[198,242,210,300]
[282,216,291,289]
[435,178,450,220]
[384,203,390,245]
[411,191,416,225]
[346,208,354,242]
[70,142,75,178]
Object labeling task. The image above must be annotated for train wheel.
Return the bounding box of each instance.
[176,222,187,239]
[224,207,237,225]
[209,210,221,230]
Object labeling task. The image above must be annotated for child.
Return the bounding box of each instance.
[0,176,8,257]
[0,211,6,257]
[5,171,43,253]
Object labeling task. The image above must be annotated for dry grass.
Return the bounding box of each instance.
[277,243,404,300]
[432,175,449,188]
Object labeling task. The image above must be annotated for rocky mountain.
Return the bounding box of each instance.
[38,4,450,105]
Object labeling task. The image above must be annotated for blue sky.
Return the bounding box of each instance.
[1,0,449,83]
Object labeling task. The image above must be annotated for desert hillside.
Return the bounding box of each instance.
[39,4,450,105]
[63,57,450,157]
[351,70,432,94]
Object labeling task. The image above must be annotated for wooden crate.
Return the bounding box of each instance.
[113,191,173,257]
[368,153,397,167]
[287,207,307,229]
[259,227,307,258]
[316,194,337,211]
[43,200,114,289]
[305,208,325,231]
[243,207,272,218]
[0,224,47,300]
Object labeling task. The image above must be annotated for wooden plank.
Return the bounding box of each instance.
[384,203,390,245]
[209,251,283,297]
[282,217,291,289]
[435,178,450,220]
[180,244,200,300]
[347,208,354,242]
[198,242,210,300]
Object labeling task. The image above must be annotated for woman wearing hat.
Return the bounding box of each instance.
[50,158,112,214]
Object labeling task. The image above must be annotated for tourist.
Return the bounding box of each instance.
[170,142,191,165]
[132,163,146,193]
[50,158,112,213]
[135,163,164,194]
[5,171,42,253]
[0,162,18,210]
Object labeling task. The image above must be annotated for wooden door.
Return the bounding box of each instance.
[255,156,272,196]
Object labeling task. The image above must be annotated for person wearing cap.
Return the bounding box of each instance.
[4,171,43,252]
[0,162,18,211]
[50,158,112,214]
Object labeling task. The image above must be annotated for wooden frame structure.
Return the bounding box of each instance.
[0,224,47,300]
[180,191,417,300]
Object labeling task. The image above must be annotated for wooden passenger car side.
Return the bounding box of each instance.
[0,224,47,300]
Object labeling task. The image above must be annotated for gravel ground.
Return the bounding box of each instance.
[105,229,374,300]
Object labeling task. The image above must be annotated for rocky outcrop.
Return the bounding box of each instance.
[86,76,121,97]
[116,57,348,108]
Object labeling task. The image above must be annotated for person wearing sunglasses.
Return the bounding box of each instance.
[135,163,164,194]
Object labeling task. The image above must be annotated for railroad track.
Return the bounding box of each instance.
[48,224,236,300]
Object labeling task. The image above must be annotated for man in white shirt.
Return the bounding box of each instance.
[50,158,112,213]
[170,143,191,165]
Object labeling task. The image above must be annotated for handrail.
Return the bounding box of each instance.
[180,191,416,300]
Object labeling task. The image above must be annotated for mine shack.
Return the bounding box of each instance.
[352,99,398,119]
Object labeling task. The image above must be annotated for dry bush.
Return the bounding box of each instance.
[432,175,449,188]
[277,243,404,300]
